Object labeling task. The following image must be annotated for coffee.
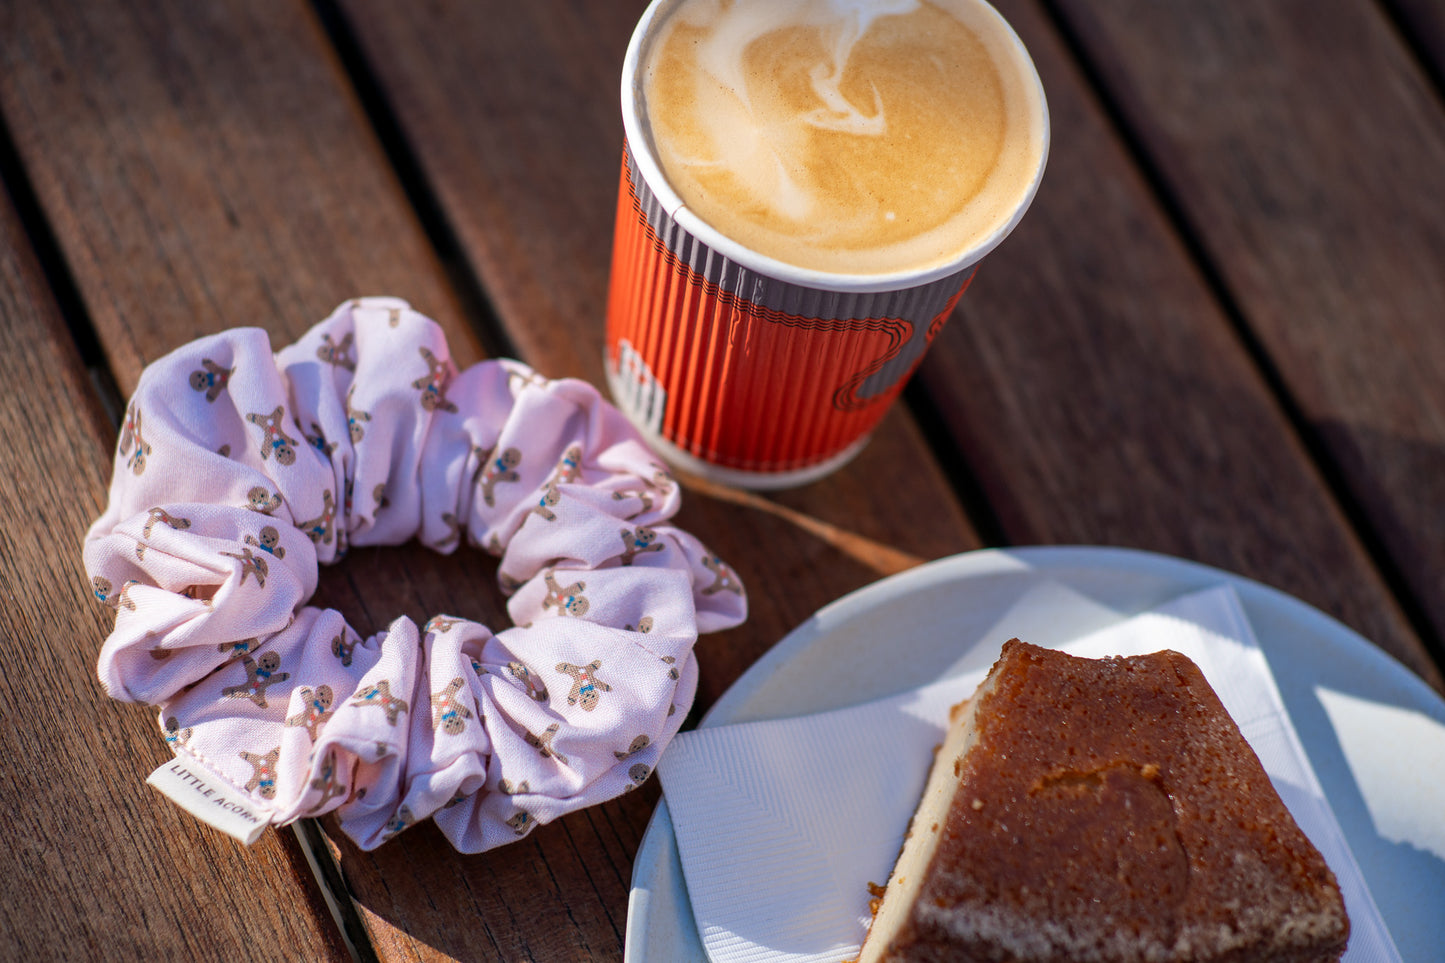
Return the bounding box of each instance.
[606,0,1048,485]
[641,0,1046,276]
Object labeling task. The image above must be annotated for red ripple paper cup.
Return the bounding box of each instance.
[604,0,1049,490]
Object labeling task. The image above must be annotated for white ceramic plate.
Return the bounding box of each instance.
[623,546,1445,961]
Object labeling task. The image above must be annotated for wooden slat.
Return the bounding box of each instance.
[0,184,350,958]
[1389,0,1445,84]
[895,0,1444,690]
[328,0,976,598]
[1045,0,1445,656]
[0,0,473,392]
[1,2,980,961]
[319,0,985,959]
[326,0,640,381]
[0,0,502,959]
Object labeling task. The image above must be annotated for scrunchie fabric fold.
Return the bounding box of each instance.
[84,297,747,852]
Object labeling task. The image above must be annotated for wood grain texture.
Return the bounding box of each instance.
[327,0,985,709]
[0,0,490,959]
[9,0,1439,959]
[0,0,472,393]
[330,0,978,577]
[1379,0,1445,87]
[1046,0,1445,655]
[903,0,1444,688]
[0,1,977,960]
[329,0,643,382]
[320,1,983,959]
[0,187,350,960]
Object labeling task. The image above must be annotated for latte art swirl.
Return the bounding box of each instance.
[642,0,1046,276]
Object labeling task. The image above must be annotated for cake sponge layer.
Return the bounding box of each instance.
[859,639,1349,963]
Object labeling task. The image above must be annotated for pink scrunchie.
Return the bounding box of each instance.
[84,297,747,852]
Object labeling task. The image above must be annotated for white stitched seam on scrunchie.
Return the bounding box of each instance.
[83,296,747,852]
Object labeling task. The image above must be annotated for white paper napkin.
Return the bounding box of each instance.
[1316,688,1445,863]
[657,584,1399,963]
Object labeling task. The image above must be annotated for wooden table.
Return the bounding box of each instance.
[3,0,1443,959]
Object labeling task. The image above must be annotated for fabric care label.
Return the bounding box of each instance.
[147,750,276,844]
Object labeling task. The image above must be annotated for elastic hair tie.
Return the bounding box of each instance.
[84,297,747,852]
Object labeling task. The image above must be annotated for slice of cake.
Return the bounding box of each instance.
[857,639,1349,963]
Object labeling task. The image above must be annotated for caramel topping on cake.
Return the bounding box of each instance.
[858,640,1349,963]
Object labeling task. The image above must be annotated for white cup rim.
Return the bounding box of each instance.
[620,0,1051,295]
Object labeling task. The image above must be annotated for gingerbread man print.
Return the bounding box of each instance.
[423,615,462,637]
[651,463,676,495]
[531,483,561,522]
[506,661,549,702]
[247,486,282,515]
[614,735,650,760]
[143,507,191,540]
[220,546,269,587]
[381,805,415,842]
[350,679,408,725]
[467,445,484,489]
[284,685,335,741]
[163,716,193,750]
[541,570,589,617]
[245,525,286,559]
[549,444,583,487]
[619,526,664,565]
[330,631,356,667]
[297,489,337,546]
[223,652,290,708]
[315,331,356,371]
[702,555,743,596]
[506,810,534,836]
[308,751,347,812]
[119,403,151,475]
[345,387,372,444]
[430,677,473,735]
[412,347,459,414]
[240,747,281,799]
[136,507,191,559]
[556,660,611,711]
[474,445,521,507]
[413,345,456,413]
[246,405,300,466]
[525,723,569,765]
[436,513,462,549]
[612,487,654,520]
[304,423,337,458]
[218,638,259,665]
[189,359,234,402]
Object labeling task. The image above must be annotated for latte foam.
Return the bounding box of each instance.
[640,0,1046,277]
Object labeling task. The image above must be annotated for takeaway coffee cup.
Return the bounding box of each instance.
[605,0,1049,489]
